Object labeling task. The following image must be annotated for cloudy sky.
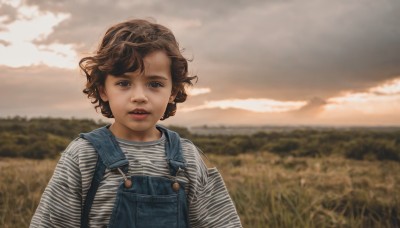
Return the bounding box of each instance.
[1,0,400,126]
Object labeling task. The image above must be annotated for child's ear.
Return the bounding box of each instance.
[168,94,176,103]
[169,91,177,103]
[99,86,109,102]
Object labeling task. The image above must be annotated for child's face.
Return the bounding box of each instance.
[100,51,176,141]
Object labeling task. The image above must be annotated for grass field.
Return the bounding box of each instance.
[1,152,399,227]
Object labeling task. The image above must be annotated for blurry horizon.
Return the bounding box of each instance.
[1,0,400,126]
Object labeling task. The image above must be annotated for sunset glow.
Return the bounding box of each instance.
[324,78,400,114]
[183,98,307,113]
[0,2,77,69]
[370,78,400,95]
[187,87,211,96]
[181,77,400,119]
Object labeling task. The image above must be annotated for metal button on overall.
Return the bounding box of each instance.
[172,182,180,192]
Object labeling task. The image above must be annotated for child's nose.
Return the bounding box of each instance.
[130,86,148,103]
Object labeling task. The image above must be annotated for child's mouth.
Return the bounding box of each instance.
[128,109,150,119]
[130,111,148,114]
[129,109,150,114]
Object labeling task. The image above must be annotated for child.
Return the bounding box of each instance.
[30,19,242,228]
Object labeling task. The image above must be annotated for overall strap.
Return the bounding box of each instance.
[79,125,129,228]
[156,125,187,176]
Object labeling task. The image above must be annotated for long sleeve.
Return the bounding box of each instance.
[30,146,82,227]
[187,146,242,228]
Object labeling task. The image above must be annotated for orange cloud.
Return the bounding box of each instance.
[324,77,400,115]
[178,77,400,126]
[0,1,77,69]
[187,87,211,96]
[182,98,307,113]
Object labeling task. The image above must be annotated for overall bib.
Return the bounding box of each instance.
[79,125,190,228]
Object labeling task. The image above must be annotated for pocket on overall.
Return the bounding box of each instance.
[136,194,178,227]
[108,176,181,228]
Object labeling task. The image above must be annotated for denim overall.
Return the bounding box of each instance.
[79,125,190,228]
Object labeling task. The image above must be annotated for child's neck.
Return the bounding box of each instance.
[108,124,161,142]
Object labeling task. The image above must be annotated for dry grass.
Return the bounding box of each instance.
[0,158,56,228]
[1,153,400,227]
[209,152,400,227]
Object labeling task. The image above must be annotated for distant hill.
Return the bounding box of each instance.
[189,125,400,135]
[1,116,399,162]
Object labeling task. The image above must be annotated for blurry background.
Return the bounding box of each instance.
[1,1,400,227]
[1,0,399,126]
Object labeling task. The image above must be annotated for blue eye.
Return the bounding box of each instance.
[116,81,131,87]
[148,81,164,88]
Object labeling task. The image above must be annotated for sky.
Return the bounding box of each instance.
[0,0,400,126]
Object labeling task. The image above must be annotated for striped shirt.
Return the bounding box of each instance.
[30,132,242,227]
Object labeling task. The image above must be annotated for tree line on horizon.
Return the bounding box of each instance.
[1,116,400,162]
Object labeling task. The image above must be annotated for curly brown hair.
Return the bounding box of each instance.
[79,19,197,120]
